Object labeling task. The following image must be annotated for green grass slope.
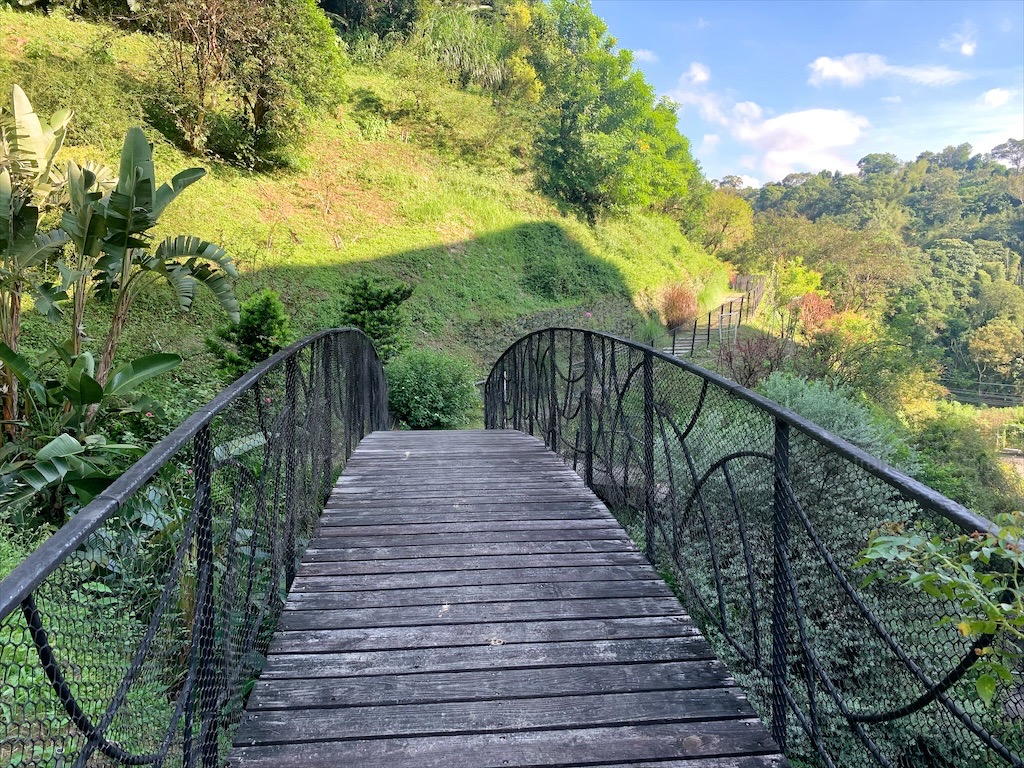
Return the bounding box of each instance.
[1,9,728,422]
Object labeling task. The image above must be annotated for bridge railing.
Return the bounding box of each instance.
[485,328,1021,768]
[0,329,389,767]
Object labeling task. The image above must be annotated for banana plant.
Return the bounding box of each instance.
[0,85,72,430]
[60,127,239,401]
[0,342,180,524]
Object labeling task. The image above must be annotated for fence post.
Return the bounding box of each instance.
[770,416,791,751]
[548,329,558,450]
[193,425,219,767]
[321,337,334,498]
[690,318,697,358]
[284,356,299,588]
[642,349,656,562]
[706,312,712,346]
[583,332,594,487]
[671,327,677,356]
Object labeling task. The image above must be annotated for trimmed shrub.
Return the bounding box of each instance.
[386,349,477,429]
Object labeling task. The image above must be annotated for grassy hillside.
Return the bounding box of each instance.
[1,9,727,422]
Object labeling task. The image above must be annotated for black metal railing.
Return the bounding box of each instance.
[664,275,766,357]
[0,329,389,767]
[485,328,1022,768]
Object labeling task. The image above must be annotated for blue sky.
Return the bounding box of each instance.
[590,0,1024,186]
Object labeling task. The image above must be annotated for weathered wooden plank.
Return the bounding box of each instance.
[276,596,684,630]
[290,563,658,592]
[295,551,650,576]
[303,539,638,561]
[227,721,780,768]
[283,579,667,611]
[314,518,620,535]
[312,526,627,547]
[236,688,754,744]
[248,659,733,710]
[259,636,718,679]
[268,615,697,654]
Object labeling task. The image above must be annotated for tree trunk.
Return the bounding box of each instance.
[2,287,22,441]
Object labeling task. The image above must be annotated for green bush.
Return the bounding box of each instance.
[336,276,413,361]
[207,289,292,379]
[386,348,477,429]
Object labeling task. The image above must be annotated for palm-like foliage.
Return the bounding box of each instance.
[0,85,72,428]
[60,127,239,393]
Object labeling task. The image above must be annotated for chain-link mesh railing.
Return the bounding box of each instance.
[1,329,388,767]
[485,328,1022,768]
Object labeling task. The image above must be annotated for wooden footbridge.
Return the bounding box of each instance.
[4,328,1013,768]
[227,430,784,767]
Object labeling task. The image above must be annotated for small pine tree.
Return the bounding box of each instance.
[336,277,413,361]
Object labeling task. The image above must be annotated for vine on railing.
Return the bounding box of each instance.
[0,329,389,767]
[485,328,1022,768]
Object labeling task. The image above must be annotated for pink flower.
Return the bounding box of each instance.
[584,312,592,318]
[186,469,193,475]
[265,397,272,404]
[145,411,154,418]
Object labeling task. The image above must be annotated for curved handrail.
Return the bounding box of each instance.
[485,327,1020,768]
[0,328,390,766]
[0,328,383,620]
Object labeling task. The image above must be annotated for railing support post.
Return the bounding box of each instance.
[770,416,791,752]
[321,337,334,498]
[193,425,219,767]
[583,333,594,488]
[642,350,656,562]
[284,357,299,588]
[547,329,558,450]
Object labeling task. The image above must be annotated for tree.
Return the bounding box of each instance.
[992,137,1024,202]
[968,319,1024,383]
[530,0,703,221]
[701,189,753,254]
[155,0,346,164]
[336,276,413,360]
[857,153,901,176]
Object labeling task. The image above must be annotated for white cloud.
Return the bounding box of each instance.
[738,175,761,189]
[981,88,1013,108]
[633,49,657,63]
[695,17,709,30]
[731,107,869,179]
[700,133,720,152]
[881,95,903,103]
[685,62,711,85]
[808,53,968,87]
[941,23,978,56]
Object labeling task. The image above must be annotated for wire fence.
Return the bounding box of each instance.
[485,328,1022,768]
[0,328,389,768]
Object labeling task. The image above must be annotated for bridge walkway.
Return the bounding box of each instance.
[226,429,785,768]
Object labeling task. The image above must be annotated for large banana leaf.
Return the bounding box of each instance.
[104,353,181,398]
[150,235,240,321]
[153,167,205,219]
[0,168,12,254]
[0,342,38,388]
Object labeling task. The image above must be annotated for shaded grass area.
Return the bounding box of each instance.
[1,9,728,434]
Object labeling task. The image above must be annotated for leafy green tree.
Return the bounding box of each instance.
[155,0,346,164]
[968,319,1024,383]
[857,153,901,177]
[530,0,701,221]
[320,0,425,36]
[701,189,753,254]
[386,348,477,429]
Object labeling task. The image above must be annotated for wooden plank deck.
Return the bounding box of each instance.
[227,429,786,768]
